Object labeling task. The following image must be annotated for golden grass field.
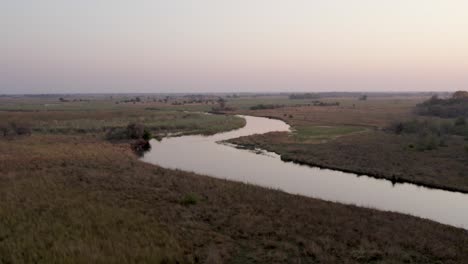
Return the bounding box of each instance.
[1,94,467,263]
[1,134,467,263]
[228,95,468,193]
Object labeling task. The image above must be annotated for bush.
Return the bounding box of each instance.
[15,126,32,136]
[416,133,440,151]
[416,91,468,118]
[142,130,152,141]
[388,118,468,137]
[289,93,319,100]
[106,123,152,141]
[131,139,151,155]
[105,128,128,140]
[249,104,284,110]
[127,123,145,139]
[180,194,198,206]
[0,122,31,137]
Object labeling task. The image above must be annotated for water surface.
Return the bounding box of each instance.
[142,115,468,229]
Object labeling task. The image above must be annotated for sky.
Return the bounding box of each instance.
[1,0,468,94]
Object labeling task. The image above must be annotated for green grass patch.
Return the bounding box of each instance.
[180,193,199,206]
[294,125,367,141]
[2,110,246,137]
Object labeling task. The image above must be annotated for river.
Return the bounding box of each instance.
[142,115,468,229]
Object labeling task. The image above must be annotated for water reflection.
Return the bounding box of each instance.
[142,115,468,229]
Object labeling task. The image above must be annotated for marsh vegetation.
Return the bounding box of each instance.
[1,93,467,263]
[226,92,468,193]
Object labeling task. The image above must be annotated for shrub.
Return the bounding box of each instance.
[131,139,151,155]
[106,128,128,140]
[415,133,440,151]
[15,126,32,136]
[127,123,145,139]
[388,118,468,137]
[249,104,284,110]
[2,122,32,136]
[289,93,319,100]
[180,194,198,206]
[142,130,152,141]
[106,123,151,141]
[416,91,468,118]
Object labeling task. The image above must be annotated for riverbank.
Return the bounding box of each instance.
[227,131,468,194]
[1,134,467,263]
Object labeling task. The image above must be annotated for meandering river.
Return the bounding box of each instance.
[142,115,468,229]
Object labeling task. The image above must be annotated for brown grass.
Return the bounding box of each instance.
[228,97,468,192]
[235,98,421,128]
[1,134,467,263]
[229,131,468,193]
[0,109,245,136]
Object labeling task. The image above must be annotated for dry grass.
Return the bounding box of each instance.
[1,96,467,263]
[229,131,468,193]
[0,135,467,263]
[235,97,421,128]
[0,109,245,136]
[228,96,468,192]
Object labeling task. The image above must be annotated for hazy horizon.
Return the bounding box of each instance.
[2,1,468,94]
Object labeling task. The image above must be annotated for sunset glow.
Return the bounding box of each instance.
[2,0,468,93]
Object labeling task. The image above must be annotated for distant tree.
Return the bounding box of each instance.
[218,98,226,109]
[427,94,439,103]
[416,91,468,118]
[452,91,468,100]
[8,122,31,136]
[359,95,368,101]
[289,93,319,100]
[127,123,145,139]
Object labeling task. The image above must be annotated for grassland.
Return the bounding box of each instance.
[293,125,368,142]
[226,95,468,193]
[0,107,245,137]
[1,94,468,263]
[1,134,467,263]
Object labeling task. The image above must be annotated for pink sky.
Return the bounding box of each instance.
[2,1,468,93]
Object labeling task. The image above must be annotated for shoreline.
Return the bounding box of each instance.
[229,141,468,195]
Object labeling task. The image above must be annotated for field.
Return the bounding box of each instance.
[1,135,467,263]
[226,94,468,193]
[1,94,468,263]
[0,97,245,137]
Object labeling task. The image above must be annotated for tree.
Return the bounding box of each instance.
[452,91,468,100]
[217,98,226,109]
[142,130,152,141]
[126,123,145,139]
